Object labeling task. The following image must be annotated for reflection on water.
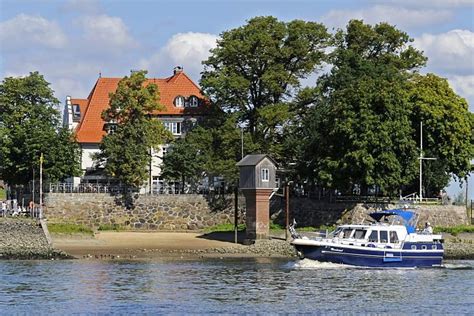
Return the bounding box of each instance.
[0,258,473,314]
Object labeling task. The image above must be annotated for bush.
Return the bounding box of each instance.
[97,224,123,231]
[48,223,93,235]
[434,225,474,236]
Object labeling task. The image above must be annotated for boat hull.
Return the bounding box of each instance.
[293,243,443,268]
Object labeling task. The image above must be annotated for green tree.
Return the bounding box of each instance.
[300,20,427,196]
[161,114,258,188]
[95,70,172,189]
[0,72,81,186]
[201,16,330,162]
[410,74,473,179]
[160,138,204,192]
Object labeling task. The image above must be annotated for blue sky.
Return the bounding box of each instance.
[1,0,473,200]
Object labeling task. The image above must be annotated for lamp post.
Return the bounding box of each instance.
[39,153,43,219]
[235,126,244,244]
[419,121,436,203]
[285,181,293,240]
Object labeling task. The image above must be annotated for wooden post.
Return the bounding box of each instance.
[471,199,473,225]
[32,168,35,205]
[234,186,238,243]
[285,183,289,240]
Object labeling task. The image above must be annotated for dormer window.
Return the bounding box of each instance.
[104,120,117,134]
[188,95,199,107]
[174,96,185,108]
[72,104,81,122]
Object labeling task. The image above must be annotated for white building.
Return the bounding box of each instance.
[62,67,209,191]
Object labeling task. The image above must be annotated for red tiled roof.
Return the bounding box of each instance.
[74,71,207,143]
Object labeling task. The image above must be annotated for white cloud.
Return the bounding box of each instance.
[321,5,453,30]
[448,75,474,98]
[414,29,474,75]
[139,32,218,81]
[77,14,136,51]
[0,14,67,50]
[446,74,474,111]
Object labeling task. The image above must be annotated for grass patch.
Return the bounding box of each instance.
[0,188,6,200]
[48,223,93,235]
[293,225,337,232]
[204,223,246,233]
[434,225,474,236]
[97,224,123,231]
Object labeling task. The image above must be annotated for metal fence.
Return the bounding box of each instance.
[48,182,232,195]
[1,202,42,219]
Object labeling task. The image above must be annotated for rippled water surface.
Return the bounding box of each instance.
[1,258,473,314]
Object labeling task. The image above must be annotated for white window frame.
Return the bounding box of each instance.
[174,96,185,108]
[261,168,269,182]
[189,96,199,107]
[163,121,182,135]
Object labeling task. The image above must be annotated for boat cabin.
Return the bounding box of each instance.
[331,224,408,248]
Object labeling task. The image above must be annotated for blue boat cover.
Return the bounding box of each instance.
[369,209,416,233]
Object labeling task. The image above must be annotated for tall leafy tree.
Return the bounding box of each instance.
[160,138,204,192]
[406,73,474,196]
[95,70,171,189]
[301,20,427,196]
[0,72,80,186]
[201,16,330,162]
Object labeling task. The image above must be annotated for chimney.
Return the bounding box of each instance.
[173,66,183,75]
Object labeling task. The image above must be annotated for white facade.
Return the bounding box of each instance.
[63,96,81,131]
[81,143,101,172]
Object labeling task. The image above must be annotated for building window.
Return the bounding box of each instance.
[174,96,185,107]
[72,104,81,122]
[105,120,117,134]
[162,146,168,157]
[163,122,181,135]
[261,168,269,182]
[189,96,199,107]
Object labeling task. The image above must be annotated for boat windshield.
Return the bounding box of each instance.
[330,227,343,237]
[330,227,366,239]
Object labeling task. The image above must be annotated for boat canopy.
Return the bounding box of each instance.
[369,209,416,233]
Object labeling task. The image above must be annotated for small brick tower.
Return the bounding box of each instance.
[237,154,277,241]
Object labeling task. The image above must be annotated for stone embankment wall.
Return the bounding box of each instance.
[45,193,244,230]
[271,197,469,228]
[45,193,469,231]
[0,218,69,259]
[341,204,469,228]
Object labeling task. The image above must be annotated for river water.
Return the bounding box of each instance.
[1,258,473,314]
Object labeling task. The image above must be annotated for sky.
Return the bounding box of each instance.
[1,0,473,200]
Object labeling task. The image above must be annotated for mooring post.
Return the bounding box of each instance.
[285,183,289,240]
[234,186,238,244]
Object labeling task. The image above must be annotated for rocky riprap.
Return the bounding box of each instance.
[143,238,298,258]
[0,218,71,260]
[443,235,474,260]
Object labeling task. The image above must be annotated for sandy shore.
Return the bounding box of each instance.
[51,231,295,259]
